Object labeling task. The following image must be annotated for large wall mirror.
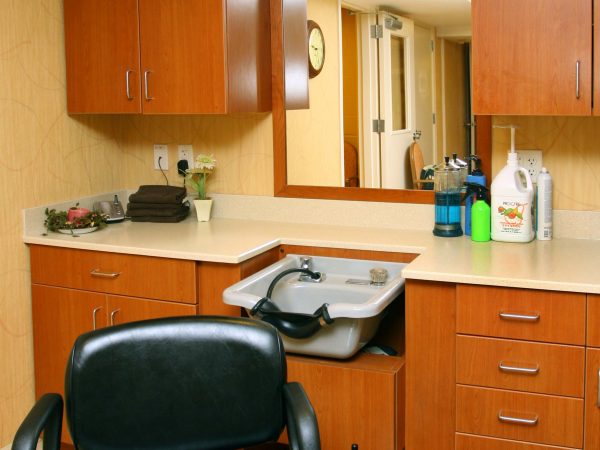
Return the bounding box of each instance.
[272,0,491,203]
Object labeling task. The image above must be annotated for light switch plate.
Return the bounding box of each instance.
[178,144,193,169]
[154,144,168,170]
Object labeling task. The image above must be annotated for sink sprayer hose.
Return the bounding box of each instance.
[250,268,334,339]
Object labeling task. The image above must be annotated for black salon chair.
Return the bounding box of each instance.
[13,316,320,450]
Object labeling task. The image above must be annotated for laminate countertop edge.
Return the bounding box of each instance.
[22,215,600,294]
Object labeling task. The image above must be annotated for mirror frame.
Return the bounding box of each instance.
[270,0,491,203]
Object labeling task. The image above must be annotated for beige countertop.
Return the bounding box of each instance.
[23,211,600,295]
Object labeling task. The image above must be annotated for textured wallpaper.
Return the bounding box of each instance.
[0,0,273,445]
[492,116,600,211]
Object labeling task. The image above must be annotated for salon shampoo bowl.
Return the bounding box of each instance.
[223,255,407,359]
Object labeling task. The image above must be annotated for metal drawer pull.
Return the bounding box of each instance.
[92,306,102,330]
[90,269,121,279]
[498,411,539,426]
[498,311,540,322]
[110,309,120,326]
[576,60,581,99]
[125,69,134,100]
[597,368,600,407]
[499,362,540,375]
[144,70,154,100]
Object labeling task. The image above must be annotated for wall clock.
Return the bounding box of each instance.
[307,20,325,78]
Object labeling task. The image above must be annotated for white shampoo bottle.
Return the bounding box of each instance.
[536,167,552,240]
[490,126,535,243]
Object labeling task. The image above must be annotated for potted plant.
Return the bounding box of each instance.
[185,154,216,221]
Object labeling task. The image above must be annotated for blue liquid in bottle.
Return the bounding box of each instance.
[433,192,463,237]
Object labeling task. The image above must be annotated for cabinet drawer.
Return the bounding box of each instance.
[30,245,196,303]
[456,285,585,345]
[456,433,576,450]
[456,385,583,448]
[587,294,600,347]
[456,335,584,397]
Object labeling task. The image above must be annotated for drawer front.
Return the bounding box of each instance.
[587,294,600,347]
[30,245,196,303]
[456,285,585,345]
[456,335,584,397]
[456,433,576,450]
[456,385,583,448]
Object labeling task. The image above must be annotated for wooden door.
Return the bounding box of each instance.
[138,0,227,114]
[472,0,592,115]
[64,0,142,113]
[105,295,196,326]
[585,348,600,449]
[285,354,404,450]
[32,285,107,444]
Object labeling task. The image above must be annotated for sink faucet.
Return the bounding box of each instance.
[298,257,325,282]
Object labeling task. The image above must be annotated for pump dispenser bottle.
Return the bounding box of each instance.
[490,126,535,243]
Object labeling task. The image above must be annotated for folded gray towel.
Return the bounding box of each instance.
[129,185,187,205]
[129,208,190,223]
[127,204,189,218]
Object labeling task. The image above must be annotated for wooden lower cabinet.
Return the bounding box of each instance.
[283,353,404,450]
[32,284,196,444]
[456,433,576,450]
[585,348,600,449]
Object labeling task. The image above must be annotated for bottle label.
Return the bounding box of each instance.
[494,200,532,235]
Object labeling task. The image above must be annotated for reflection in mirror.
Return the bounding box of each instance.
[286,0,472,191]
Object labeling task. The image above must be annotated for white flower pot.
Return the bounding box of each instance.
[193,199,213,222]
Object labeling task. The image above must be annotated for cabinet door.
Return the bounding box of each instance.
[286,355,403,450]
[138,0,227,114]
[32,284,107,444]
[64,0,142,113]
[106,295,196,326]
[472,0,592,115]
[585,348,600,449]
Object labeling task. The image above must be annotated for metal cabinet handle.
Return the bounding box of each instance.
[576,60,581,99]
[498,311,540,322]
[125,70,134,100]
[499,362,540,375]
[90,269,121,279]
[144,70,154,100]
[597,368,600,407]
[498,411,538,426]
[110,309,120,326]
[92,306,103,330]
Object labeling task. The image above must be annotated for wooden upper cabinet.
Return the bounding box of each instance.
[64,0,142,113]
[472,0,592,115]
[64,0,271,114]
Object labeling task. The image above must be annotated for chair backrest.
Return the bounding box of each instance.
[409,142,426,189]
[65,316,287,450]
[344,142,359,187]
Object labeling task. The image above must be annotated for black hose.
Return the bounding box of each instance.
[251,267,333,339]
[266,268,322,298]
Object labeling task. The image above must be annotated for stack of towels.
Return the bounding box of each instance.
[126,185,189,222]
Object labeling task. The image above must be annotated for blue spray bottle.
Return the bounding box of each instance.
[465,155,486,236]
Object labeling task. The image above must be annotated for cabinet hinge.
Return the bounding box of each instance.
[432,113,436,125]
[370,24,383,39]
[372,119,385,133]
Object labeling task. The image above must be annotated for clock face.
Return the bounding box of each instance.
[308,21,325,78]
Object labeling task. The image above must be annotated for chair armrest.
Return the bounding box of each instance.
[283,382,321,450]
[12,393,63,450]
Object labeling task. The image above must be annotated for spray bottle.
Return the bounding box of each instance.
[464,155,486,236]
[490,125,535,243]
[466,183,491,242]
[536,167,553,240]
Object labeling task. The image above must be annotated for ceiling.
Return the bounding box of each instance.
[342,0,472,36]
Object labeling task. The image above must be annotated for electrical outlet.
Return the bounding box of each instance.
[517,149,543,182]
[154,144,168,170]
[178,144,194,169]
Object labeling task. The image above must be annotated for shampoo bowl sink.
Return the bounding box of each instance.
[223,255,407,359]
